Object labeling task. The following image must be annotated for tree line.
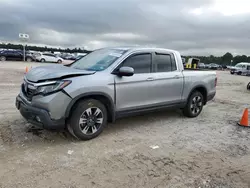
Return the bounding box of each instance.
[184,52,250,66]
[0,43,92,54]
[1,43,249,65]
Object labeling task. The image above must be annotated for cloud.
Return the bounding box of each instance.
[0,0,250,55]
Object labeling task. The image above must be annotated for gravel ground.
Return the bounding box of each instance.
[0,62,250,188]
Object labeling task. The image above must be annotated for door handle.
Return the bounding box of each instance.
[146,77,154,81]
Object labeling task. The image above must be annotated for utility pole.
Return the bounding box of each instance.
[19,33,29,62]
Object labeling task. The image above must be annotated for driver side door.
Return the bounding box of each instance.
[114,52,156,112]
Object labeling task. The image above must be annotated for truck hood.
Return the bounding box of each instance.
[25,64,95,82]
[230,66,239,70]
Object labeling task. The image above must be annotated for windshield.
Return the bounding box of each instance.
[70,48,128,71]
[235,64,242,67]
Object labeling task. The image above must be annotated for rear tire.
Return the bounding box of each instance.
[57,59,62,64]
[247,82,250,90]
[237,72,242,75]
[41,58,45,62]
[0,56,6,61]
[69,99,107,140]
[183,91,204,118]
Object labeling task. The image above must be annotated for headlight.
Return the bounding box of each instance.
[36,80,71,95]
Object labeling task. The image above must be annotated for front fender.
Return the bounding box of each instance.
[65,92,115,122]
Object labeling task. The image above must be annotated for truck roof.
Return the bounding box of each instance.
[237,62,250,65]
[106,46,179,54]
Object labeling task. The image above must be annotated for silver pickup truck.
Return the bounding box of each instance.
[16,47,217,140]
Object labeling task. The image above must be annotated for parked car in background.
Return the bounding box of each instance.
[59,53,73,59]
[221,65,228,69]
[0,50,36,62]
[63,55,77,61]
[35,53,64,63]
[227,66,234,69]
[209,63,220,70]
[204,64,210,69]
[230,62,250,75]
[16,47,217,140]
[198,63,205,69]
[74,53,87,57]
[75,54,87,60]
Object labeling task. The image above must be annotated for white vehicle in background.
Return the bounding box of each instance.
[230,62,250,75]
[35,52,63,63]
[74,52,87,57]
[186,58,200,68]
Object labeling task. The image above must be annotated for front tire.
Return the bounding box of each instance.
[57,59,62,64]
[69,99,107,140]
[183,91,204,118]
[40,58,45,62]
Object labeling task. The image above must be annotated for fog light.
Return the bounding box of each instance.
[35,116,41,122]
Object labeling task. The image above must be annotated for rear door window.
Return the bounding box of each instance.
[154,53,177,72]
[43,53,51,56]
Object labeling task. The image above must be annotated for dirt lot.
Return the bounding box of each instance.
[0,61,250,188]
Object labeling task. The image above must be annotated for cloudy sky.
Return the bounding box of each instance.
[0,0,250,55]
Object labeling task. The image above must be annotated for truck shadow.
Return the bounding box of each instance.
[104,109,184,135]
[0,109,184,146]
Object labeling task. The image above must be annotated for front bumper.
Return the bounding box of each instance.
[230,69,238,73]
[16,95,65,130]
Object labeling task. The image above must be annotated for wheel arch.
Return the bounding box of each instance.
[65,92,115,122]
[187,85,208,105]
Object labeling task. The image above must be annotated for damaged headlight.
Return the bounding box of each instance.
[36,80,71,95]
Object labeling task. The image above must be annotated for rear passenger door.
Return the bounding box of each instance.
[114,52,156,111]
[6,51,16,60]
[15,52,24,61]
[43,54,53,62]
[151,52,184,105]
[50,54,58,62]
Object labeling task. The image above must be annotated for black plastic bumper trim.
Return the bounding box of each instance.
[207,92,216,102]
[16,95,65,130]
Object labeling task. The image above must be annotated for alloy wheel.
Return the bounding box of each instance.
[190,96,203,115]
[79,107,104,135]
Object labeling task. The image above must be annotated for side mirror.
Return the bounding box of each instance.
[117,66,134,77]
